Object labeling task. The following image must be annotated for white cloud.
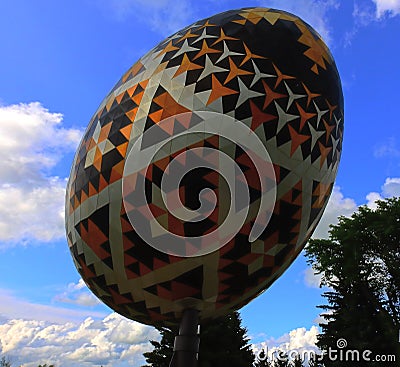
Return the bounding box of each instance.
[382,177,400,196]
[303,264,339,290]
[312,176,400,239]
[0,286,157,367]
[71,278,87,291]
[103,0,195,36]
[313,310,332,325]
[304,266,323,288]
[0,102,80,183]
[0,179,66,244]
[54,279,101,307]
[0,313,159,367]
[0,288,106,325]
[0,102,82,247]
[348,0,400,44]
[366,177,400,209]
[252,326,320,362]
[312,186,358,239]
[259,0,340,45]
[366,191,383,209]
[373,0,400,17]
[0,292,323,367]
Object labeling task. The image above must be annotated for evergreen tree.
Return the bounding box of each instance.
[199,311,254,367]
[306,197,400,367]
[290,355,304,367]
[272,352,289,367]
[143,311,254,367]
[143,326,176,367]
[254,349,271,367]
[308,354,324,367]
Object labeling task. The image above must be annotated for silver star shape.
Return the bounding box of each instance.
[313,101,328,128]
[308,122,325,149]
[274,101,298,133]
[250,60,274,87]
[198,55,227,81]
[284,82,306,111]
[236,78,263,108]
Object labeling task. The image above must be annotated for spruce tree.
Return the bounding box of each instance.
[142,311,254,367]
[143,326,176,367]
[308,354,324,367]
[272,352,289,367]
[198,311,254,367]
[254,349,272,367]
[291,355,304,367]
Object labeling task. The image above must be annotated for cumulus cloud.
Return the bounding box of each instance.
[0,102,80,182]
[1,311,321,367]
[311,177,400,240]
[311,186,358,239]
[366,192,383,210]
[252,326,320,362]
[0,313,159,367]
[366,177,400,209]
[0,179,66,244]
[312,176,400,239]
[373,0,400,17]
[54,279,101,307]
[0,102,82,247]
[259,0,340,45]
[382,177,400,196]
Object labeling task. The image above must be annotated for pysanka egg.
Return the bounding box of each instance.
[66,7,343,326]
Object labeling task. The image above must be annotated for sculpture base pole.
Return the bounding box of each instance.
[169,309,200,367]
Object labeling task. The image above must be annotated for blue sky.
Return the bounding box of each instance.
[0,0,399,366]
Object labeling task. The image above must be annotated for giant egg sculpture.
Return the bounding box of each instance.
[66,7,344,326]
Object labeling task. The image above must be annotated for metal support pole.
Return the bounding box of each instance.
[169,309,200,367]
